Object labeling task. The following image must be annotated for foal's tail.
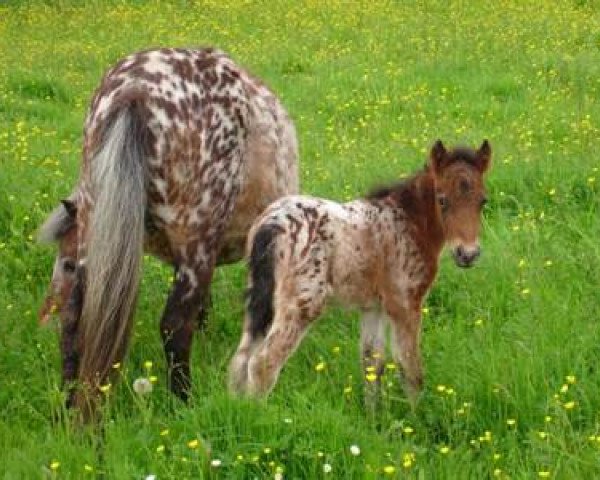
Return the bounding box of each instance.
[77,101,149,396]
[246,224,281,339]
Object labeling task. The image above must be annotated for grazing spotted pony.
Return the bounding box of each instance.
[38,47,298,417]
[229,140,491,404]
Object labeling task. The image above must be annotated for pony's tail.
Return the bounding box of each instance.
[246,224,280,340]
[77,101,149,397]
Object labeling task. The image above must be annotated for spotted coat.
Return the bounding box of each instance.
[39,47,298,415]
[229,141,491,405]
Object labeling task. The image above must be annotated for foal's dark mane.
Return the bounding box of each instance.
[366,146,479,201]
[366,175,420,201]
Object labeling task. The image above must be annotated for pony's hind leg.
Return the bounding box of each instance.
[360,310,386,409]
[160,257,214,402]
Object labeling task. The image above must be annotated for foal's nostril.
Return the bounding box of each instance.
[454,245,481,267]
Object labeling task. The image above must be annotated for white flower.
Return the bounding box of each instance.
[274,473,284,480]
[350,445,361,456]
[145,476,156,480]
[133,377,153,395]
[323,463,332,473]
[210,459,222,468]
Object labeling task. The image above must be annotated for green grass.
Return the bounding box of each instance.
[1,0,599,478]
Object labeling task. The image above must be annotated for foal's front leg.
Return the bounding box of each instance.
[160,254,214,402]
[360,310,386,408]
[385,297,423,405]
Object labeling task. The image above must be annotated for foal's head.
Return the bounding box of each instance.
[38,198,79,324]
[427,140,491,268]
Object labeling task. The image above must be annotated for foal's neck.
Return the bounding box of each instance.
[393,171,445,260]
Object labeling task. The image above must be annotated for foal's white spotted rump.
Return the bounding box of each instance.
[230,140,491,405]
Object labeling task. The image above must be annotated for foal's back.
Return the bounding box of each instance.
[249,194,416,309]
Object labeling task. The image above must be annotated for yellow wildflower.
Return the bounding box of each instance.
[99,383,111,394]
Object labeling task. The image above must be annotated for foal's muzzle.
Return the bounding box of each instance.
[453,245,481,268]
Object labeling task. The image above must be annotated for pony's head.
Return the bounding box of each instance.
[38,197,78,324]
[427,140,491,268]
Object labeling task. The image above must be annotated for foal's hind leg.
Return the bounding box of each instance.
[229,312,262,395]
[246,310,313,397]
[360,310,386,409]
[160,250,215,402]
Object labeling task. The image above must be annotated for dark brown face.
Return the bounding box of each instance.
[39,226,78,324]
[429,140,491,268]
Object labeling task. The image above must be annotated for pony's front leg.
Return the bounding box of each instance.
[61,266,85,407]
[160,258,214,402]
[385,297,423,405]
[360,310,386,409]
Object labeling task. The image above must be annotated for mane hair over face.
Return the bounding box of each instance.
[444,146,480,168]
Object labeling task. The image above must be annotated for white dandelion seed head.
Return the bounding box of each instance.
[274,473,284,480]
[323,463,332,473]
[133,377,153,395]
[145,475,156,480]
[210,459,222,468]
[350,445,361,456]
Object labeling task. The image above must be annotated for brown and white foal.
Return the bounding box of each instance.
[229,140,491,403]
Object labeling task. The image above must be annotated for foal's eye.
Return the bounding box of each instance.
[437,194,449,211]
[63,259,76,274]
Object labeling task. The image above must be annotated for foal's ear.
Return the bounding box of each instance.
[475,139,492,173]
[428,139,447,173]
[61,199,77,218]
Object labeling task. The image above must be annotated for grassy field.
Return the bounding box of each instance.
[1,0,600,478]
